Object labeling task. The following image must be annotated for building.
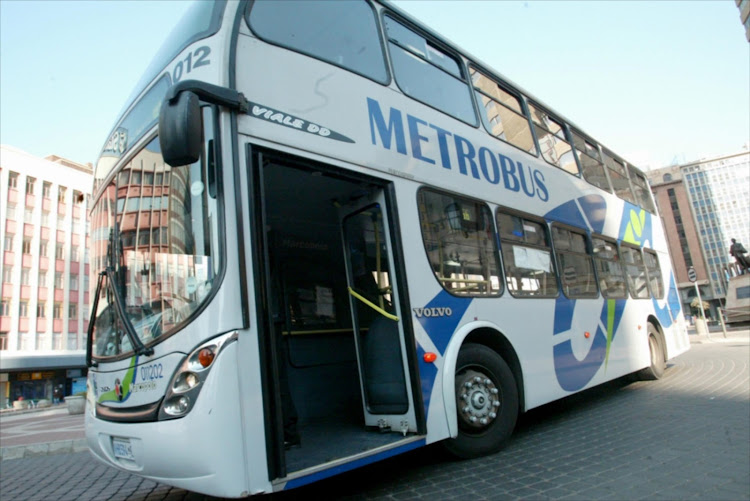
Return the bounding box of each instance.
[648,150,750,319]
[0,145,92,408]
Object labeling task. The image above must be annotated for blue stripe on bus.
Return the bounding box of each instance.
[414,290,472,356]
[282,438,426,490]
[544,194,606,234]
[416,344,438,418]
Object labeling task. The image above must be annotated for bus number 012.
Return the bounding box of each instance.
[173,46,211,83]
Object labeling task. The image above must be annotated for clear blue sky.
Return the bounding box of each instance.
[1,0,748,170]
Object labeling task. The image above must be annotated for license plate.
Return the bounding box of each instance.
[112,438,135,461]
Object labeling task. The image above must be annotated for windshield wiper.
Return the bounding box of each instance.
[105,266,154,358]
[86,267,154,367]
[86,270,106,368]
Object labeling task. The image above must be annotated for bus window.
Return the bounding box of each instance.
[643,250,664,299]
[592,237,627,298]
[528,104,578,176]
[620,245,649,299]
[603,151,637,205]
[247,0,388,83]
[384,15,476,125]
[470,68,537,156]
[496,210,557,297]
[628,166,656,213]
[552,226,597,298]
[417,189,501,296]
[571,130,611,192]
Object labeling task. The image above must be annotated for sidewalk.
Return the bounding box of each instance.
[0,405,86,461]
[687,324,750,344]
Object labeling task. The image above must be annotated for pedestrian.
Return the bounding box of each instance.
[53,385,62,404]
[729,238,749,274]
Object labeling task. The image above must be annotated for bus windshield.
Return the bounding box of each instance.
[89,136,221,359]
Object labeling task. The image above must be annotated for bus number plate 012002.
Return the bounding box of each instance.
[112,437,135,461]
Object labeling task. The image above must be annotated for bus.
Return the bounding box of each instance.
[85,0,690,496]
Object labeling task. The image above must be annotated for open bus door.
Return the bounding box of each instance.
[340,191,419,437]
[252,149,422,481]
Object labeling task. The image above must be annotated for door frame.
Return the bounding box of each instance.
[245,144,425,480]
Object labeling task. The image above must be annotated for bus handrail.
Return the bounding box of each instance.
[347,287,399,322]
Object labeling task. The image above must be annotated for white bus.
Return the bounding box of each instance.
[85,0,690,496]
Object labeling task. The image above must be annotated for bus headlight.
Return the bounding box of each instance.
[158,331,237,420]
[173,372,199,392]
[164,396,191,416]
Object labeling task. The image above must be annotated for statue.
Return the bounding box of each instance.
[729,238,749,274]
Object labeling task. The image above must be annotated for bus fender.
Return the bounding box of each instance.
[440,320,505,439]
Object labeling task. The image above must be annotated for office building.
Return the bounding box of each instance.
[0,145,92,408]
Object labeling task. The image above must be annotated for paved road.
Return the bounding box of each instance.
[1,336,748,501]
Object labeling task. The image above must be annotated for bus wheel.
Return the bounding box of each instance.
[443,343,518,459]
[637,325,666,380]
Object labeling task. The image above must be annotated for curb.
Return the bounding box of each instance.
[0,438,89,462]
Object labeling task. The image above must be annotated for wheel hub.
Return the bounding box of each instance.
[456,369,500,429]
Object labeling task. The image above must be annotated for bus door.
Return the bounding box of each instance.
[340,193,418,435]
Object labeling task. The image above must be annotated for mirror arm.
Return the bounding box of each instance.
[166,80,248,113]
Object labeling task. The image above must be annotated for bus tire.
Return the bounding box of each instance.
[637,325,666,380]
[443,343,518,459]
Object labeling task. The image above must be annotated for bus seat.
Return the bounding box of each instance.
[362,314,408,414]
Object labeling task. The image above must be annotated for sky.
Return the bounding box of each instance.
[1,0,748,170]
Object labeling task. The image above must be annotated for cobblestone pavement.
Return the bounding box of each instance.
[1,338,747,501]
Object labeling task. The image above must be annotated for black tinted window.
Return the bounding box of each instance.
[248,0,388,83]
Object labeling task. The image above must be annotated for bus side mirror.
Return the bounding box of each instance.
[159,90,202,167]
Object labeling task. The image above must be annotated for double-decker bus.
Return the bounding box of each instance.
[85,0,690,496]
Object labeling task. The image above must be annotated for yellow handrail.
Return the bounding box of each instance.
[347,287,400,322]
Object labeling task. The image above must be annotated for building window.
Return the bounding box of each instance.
[56,243,65,260]
[39,240,48,256]
[73,190,83,205]
[68,333,78,350]
[54,272,64,289]
[8,171,19,188]
[37,301,46,318]
[70,274,78,291]
[58,186,67,202]
[21,268,31,285]
[19,300,29,317]
[53,302,63,319]
[0,334,7,351]
[2,266,13,283]
[0,299,10,316]
[6,203,16,219]
[38,271,47,287]
[53,332,63,350]
[68,303,78,320]
[25,176,36,195]
[3,234,14,252]
[22,238,32,254]
[42,182,52,198]
[41,211,50,227]
[24,208,33,223]
[71,245,79,262]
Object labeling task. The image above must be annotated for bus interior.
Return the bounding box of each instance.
[255,150,419,476]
